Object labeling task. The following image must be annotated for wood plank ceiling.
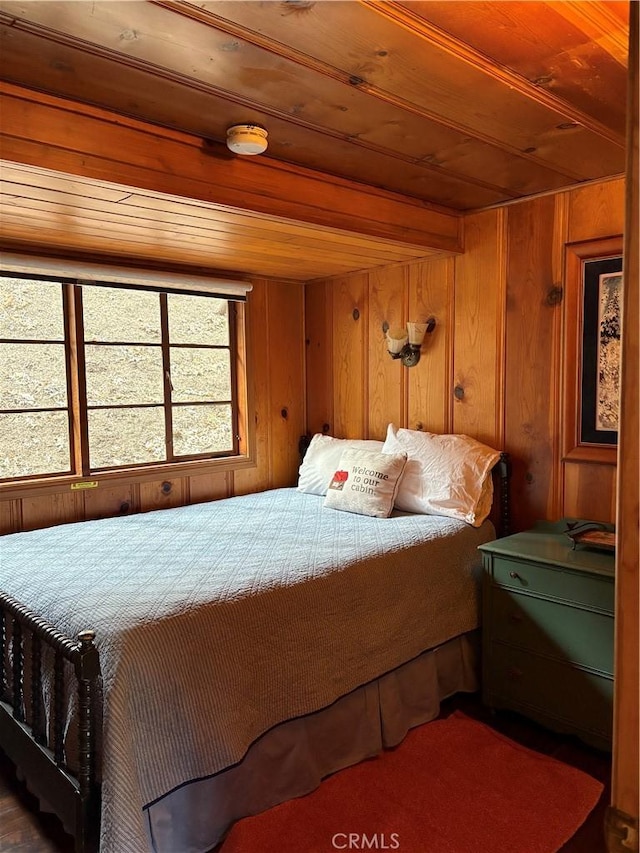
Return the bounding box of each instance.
[0,0,630,280]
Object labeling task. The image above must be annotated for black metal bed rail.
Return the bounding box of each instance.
[0,590,101,853]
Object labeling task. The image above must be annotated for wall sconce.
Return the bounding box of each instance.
[386,317,436,367]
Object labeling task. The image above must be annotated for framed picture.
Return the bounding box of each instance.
[563,237,623,464]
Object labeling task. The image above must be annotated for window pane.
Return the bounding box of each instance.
[167,294,229,345]
[0,278,64,341]
[0,343,67,409]
[83,286,161,343]
[0,411,70,478]
[169,349,231,402]
[172,404,233,456]
[88,407,165,468]
[85,345,164,406]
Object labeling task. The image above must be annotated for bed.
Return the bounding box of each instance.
[0,432,510,853]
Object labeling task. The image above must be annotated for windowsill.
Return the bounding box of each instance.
[0,453,257,499]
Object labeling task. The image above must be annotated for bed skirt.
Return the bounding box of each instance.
[144,630,480,853]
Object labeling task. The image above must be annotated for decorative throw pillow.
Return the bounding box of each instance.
[323,448,408,518]
[298,434,385,496]
[382,424,500,526]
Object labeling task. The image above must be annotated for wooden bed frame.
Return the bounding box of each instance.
[0,592,101,852]
[0,448,511,853]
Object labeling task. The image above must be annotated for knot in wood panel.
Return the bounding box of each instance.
[546,286,563,305]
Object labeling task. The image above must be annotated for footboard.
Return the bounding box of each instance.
[0,591,101,853]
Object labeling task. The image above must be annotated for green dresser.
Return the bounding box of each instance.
[479,519,615,751]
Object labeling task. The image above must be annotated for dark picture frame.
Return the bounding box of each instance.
[563,237,623,465]
[579,255,622,445]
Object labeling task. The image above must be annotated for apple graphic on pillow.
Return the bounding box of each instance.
[329,470,349,490]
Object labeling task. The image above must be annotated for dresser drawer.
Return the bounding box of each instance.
[489,587,614,674]
[486,643,613,742]
[490,556,614,612]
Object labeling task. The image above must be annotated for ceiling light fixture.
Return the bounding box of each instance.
[226,124,268,155]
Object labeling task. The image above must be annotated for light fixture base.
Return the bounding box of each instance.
[388,343,422,367]
[401,344,422,368]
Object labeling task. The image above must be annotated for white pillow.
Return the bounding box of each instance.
[474,472,495,529]
[382,424,500,526]
[323,448,408,518]
[297,434,385,496]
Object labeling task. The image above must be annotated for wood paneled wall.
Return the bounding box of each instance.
[306,177,625,531]
[0,278,305,534]
[2,176,625,537]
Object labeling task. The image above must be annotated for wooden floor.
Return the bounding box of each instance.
[0,749,74,853]
[0,692,611,853]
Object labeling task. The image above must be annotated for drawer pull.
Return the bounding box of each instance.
[509,571,522,580]
[507,667,523,680]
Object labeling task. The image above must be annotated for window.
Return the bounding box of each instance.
[0,274,244,482]
[0,278,71,479]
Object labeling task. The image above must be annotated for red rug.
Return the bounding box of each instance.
[220,711,603,853]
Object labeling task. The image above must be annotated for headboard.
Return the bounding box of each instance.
[298,434,512,539]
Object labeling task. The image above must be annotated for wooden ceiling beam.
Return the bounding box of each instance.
[0,82,462,255]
